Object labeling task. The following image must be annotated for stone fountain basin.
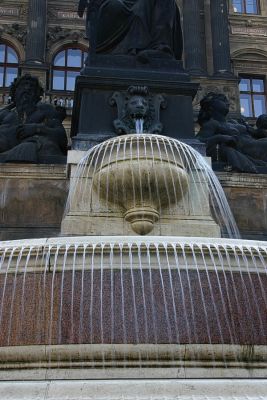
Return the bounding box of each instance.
[0,236,266,354]
[91,135,189,234]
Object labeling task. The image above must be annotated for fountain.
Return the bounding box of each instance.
[0,132,267,399]
[0,1,267,398]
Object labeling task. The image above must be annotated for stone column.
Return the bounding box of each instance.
[183,0,207,75]
[210,0,232,76]
[25,0,47,64]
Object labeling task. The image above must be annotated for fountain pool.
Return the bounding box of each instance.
[0,135,266,398]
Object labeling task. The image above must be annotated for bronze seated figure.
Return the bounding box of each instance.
[196,92,267,174]
[0,75,68,164]
[78,0,183,62]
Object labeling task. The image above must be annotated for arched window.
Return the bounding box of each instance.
[52,47,87,91]
[0,43,19,88]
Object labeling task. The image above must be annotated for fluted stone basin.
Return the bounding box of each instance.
[92,135,189,234]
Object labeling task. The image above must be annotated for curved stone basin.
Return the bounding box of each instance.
[62,133,236,238]
[0,236,266,352]
[92,135,189,234]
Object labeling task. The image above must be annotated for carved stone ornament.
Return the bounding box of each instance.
[193,84,238,113]
[47,26,84,48]
[109,86,167,135]
[0,24,27,45]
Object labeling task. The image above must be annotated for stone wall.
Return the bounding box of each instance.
[0,165,265,241]
[0,164,68,241]
[217,172,267,241]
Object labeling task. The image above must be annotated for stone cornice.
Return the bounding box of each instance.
[217,171,267,188]
[0,4,27,20]
[48,6,84,23]
[229,13,267,24]
[0,164,67,180]
[229,13,267,38]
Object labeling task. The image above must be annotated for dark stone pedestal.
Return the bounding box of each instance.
[71,60,199,150]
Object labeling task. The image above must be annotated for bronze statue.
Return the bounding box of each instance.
[196,92,267,173]
[78,0,183,62]
[254,114,267,139]
[0,75,67,164]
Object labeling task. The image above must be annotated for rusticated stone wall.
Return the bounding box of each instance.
[217,172,267,241]
[0,164,68,241]
[0,165,266,241]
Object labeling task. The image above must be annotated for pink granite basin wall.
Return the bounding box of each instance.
[0,269,266,347]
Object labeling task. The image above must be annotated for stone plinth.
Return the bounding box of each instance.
[0,164,68,240]
[71,66,198,150]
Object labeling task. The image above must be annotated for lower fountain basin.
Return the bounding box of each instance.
[0,235,266,353]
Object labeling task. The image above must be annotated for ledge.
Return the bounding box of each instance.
[0,163,67,180]
[0,344,266,380]
[216,171,267,188]
[0,379,267,399]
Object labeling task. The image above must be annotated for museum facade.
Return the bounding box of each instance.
[0,0,266,135]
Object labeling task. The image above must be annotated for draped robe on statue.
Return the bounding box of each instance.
[80,0,183,59]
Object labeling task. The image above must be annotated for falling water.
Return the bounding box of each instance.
[135,118,144,134]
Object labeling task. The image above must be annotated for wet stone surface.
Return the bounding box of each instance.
[0,269,266,347]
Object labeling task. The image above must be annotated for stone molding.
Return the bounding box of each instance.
[0,344,266,379]
[0,164,67,180]
[217,172,267,188]
[0,236,266,274]
[231,25,267,37]
[46,26,85,48]
[0,5,27,20]
[0,380,267,399]
[48,7,85,23]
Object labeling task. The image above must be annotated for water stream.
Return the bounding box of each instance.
[135,118,144,134]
